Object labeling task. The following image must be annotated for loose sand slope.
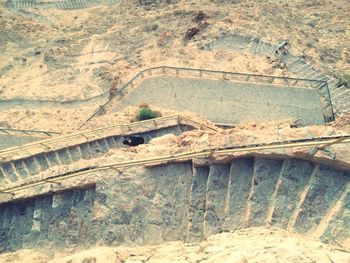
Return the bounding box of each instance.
[1,228,349,263]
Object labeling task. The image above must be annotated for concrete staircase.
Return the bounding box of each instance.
[0,157,349,252]
[206,34,350,115]
[0,124,187,185]
[185,158,350,245]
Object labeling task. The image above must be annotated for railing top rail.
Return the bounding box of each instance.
[152,66,327,84]
[99,66,327,98]
[0,127,61,136]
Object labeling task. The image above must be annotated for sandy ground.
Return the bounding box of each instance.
[1,0,349,102]
[0,1,349,262]
[0,227,349,263]
[0,0,349,132]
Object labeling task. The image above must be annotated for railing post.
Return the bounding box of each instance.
[323,81,335,122]
[176,68,179,77]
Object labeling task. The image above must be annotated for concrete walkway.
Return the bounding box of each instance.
[112,76,325,126]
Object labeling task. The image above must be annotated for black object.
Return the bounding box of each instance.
[123,136,145,147]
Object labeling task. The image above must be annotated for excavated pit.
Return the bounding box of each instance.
[0,157,349,253]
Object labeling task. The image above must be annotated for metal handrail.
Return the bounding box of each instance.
[1,133,349,200]
[79,66,335,129]
[0,127,61,137]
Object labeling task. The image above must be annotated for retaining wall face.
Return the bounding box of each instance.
[0,186,96,252]
[0,162,194,253]
[0,158,349,253]
[91,162,193,246]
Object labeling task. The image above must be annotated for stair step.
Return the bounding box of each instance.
[293,165,349,233]
[56,148,72,165]
[303,71,323,80]
[298,67,316,78]
[248,158,283,227]
[287,58,305,71]
[248,37,259,52]
[80,143,93,160]
[0,168,10,184]
[254,39,264,54]
[13,160,29,179]
[293,63,309,74]
[89,141,103,157]
[57,1,64,9]
[321,181,350,244]
[186,166,209,242]
[329,85,345,96]
[203,164,231,238]
[36,155,49,171]
[1,163,18,182]
[282,54,298,64]
[46,151,60,167]
[106,137,117,149]
[68,146,82,162]
[222,158,254,231]
[98,138,110,153]
[271,159,314,228]
[23,157,41,175]
[332,89,350,102]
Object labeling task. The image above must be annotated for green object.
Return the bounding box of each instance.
[137,108,159,121]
